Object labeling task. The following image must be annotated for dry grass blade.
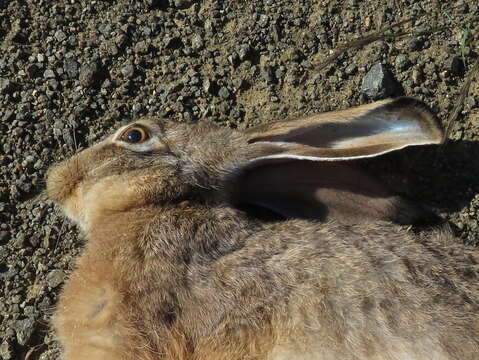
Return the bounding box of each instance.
[25,344,43,360]
[314,18,412,70]
[443,57,479,142]
[315,17,445,71]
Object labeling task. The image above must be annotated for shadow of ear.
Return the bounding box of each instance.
[361,139,479,216]
[231,158,444,226]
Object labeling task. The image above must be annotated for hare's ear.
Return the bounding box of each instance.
[235,98,443,224]
[244,97,443,159]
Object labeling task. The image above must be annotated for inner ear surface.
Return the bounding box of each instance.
[245,98,443,154]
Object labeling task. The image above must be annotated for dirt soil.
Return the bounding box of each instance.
[0,0,478,359]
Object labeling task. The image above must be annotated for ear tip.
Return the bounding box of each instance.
[388,97,445,144]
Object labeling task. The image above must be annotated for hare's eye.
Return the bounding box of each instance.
[121,127,149,144]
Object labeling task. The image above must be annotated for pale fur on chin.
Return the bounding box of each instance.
[62,176,144,232]
[61,185,87,230]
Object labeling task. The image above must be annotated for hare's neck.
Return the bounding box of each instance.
[84,204,256,282]
[81,204,257,350]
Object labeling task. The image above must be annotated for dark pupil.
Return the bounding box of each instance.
[127,129,142,143]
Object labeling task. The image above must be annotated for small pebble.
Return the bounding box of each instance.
[218,86,230,99]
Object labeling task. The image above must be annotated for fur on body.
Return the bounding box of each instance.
[46,98,479,359]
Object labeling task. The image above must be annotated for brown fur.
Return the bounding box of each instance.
[46,98,479,359]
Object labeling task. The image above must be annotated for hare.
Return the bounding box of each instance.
[46,97,479,360]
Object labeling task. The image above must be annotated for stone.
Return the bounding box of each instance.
[54,30,67,42]
[0,231,9,245]
[446,56,465,76]
[238,45,251,61]
[407,38,423,51]
[218,86,230,99]
[395,54,411,70]
[345,63,357,75]
[0,78,13,94]
[261,66,276,84]
[0,340,13,360]
[121,63,135,78]
[79,62,99,87]
[134,40,150,54]
[361,63,400,99]
[46,269,64,289]
[43,69,55,79]
[13,317,36,346]
[63,59,79,79]
[191,34,204,50]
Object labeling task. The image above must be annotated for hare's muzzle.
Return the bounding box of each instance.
[46,156,85,204]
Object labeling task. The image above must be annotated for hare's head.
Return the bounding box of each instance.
[47,97,443,230]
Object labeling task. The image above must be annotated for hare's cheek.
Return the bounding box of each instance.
[61,177,137,232]
[84,176,140,218]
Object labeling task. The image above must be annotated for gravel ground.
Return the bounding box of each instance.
[0,1,478,359]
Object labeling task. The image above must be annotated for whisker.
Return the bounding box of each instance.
[89,157,122,175]
[72,127,79,153]
[54,219,67,252]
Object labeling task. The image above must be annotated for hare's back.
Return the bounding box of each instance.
[209,220,479,359]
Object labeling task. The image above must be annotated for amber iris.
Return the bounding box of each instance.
[121,126,149,143]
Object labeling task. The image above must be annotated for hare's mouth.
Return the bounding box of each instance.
[46,141,118,205]
[46,156,90,229]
